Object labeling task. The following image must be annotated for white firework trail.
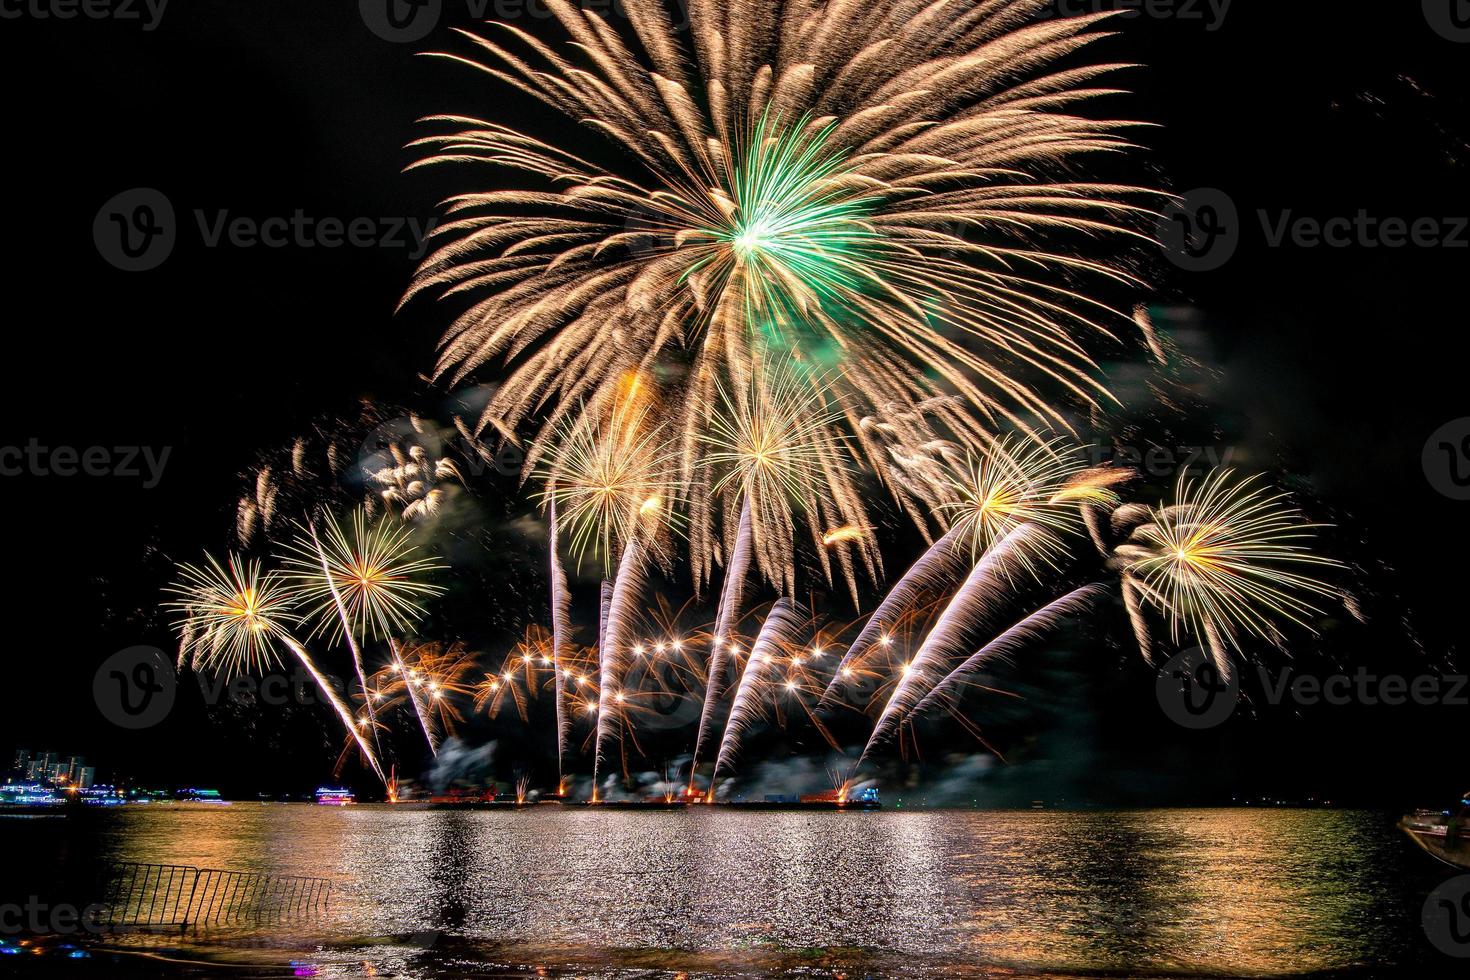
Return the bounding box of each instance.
[548,499,574,778]
[861,524,1043,762]
[711,597,804,788]
[910,583,1110,719]
[592,537,648,791]
[819,522,973,708]
[691,495,753,781]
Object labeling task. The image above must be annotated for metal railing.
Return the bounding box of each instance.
[98,862,332,932]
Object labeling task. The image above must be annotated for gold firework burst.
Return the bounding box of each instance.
[700,354,871,596]
[536,375,680,572]
[405,0,1160,579]
[283,508,446,644]
[1118,471,1341,651]
[939,436,1118,577]
[166,554,299,677]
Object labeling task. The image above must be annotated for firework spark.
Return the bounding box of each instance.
[284,508,446,645]
[939,436,1119,578]
[537,380,679,573]
[711,598,804,789]
[592,537,649,789]
[861,523,1044,760]
[407,0,1159,579]
[911,583,1110,720]
[167,554,299,677]
[167,553,384,781]
[547,499,575,779]
[1114,471,1341,678]
[700,355,872,599]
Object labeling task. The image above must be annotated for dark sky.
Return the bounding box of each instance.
[1,1,1467,803]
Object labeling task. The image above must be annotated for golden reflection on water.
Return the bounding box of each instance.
[948,809,1396,976]
[69,805,1417,976]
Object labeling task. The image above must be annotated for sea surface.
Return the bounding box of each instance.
[1,806,1462,977]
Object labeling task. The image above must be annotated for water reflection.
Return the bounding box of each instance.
[4,806,1443,977]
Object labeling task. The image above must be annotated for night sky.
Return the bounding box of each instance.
[2,1,1467,805]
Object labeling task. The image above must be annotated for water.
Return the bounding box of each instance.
[3,806,1459,977]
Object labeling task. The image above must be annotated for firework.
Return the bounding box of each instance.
[167,554,298,677]
[711,598,804,789]
[592,537,650,790]
[381,637,437,755]
[939,436,1119,578]
[537,376,679,573]
[407,0,1158,582]
[366,415,465,521]
[700,354,872,599]
[910,583,1110,720]
[689,497,751,785]
[281,508,445,748]
[167,553,384,781]
[1113,471,1341,679]
[547,499,575,779]
[820,523,973,708]
[861,523,1044,760]
[284,508,446,645]
[392,641,476,743]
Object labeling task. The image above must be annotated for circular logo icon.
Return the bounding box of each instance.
[1157,187,1239,272]
[1423,875,1470,957]
[93,188,176,272]
[94,646,176,730]
[1155,646,1239,729]
[1423,419,1470,500]
[1424,0,1470,42]
[360,0,442,44]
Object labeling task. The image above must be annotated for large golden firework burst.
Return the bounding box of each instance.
[1115,471,1342,674]
[405,0,1159,587]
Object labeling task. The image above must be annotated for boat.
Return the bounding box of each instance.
[1400,793,1470,870]
[314,787,356,806]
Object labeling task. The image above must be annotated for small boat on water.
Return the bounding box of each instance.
[1400,792,1470,870]
[315,787,356,806]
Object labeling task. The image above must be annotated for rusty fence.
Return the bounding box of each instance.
[97,862,332,931]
